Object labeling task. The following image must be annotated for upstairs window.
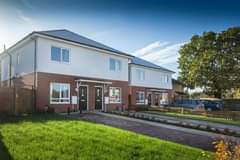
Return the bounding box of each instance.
[51,46,70,63]
[109,58,121,71]
[136,69,145,81]
[17,53,20,65]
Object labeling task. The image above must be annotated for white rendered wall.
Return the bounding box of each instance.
[130,64,172,89]
[37,37,129,81]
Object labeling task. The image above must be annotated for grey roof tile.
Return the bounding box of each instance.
[35,29,133,57]
[131,57,175,73]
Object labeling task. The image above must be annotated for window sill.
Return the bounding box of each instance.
[50,102,70,105]
[109,102,121,104]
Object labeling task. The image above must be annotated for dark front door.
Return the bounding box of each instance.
[148,94,152,106]
[95,87,103,110]
[79,86,88,111]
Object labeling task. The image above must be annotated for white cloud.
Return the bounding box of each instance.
[133,41,185,65]
[133,41,186,77]
[132,41,170,57]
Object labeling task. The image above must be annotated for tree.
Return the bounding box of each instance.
[178,27,240,98]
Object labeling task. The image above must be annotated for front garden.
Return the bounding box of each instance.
[0,114,211,160]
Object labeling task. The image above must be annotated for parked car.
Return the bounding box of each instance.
[200,100,223,111]
[174,99,205,110]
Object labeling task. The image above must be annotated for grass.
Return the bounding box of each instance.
[0,114,212,160]
[143,111,240,127]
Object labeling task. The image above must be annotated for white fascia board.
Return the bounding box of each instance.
[130,63,174,74]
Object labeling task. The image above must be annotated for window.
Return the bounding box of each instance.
[136,91,145,104]
[17,54,20,65]
[50,83,70,104]
[109,87,121,103]
[164,75,169,83]
[109,58,121,71]
[51,46,70,63]
[136,69,145,80]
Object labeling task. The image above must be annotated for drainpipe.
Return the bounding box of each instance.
[32,36,37,112]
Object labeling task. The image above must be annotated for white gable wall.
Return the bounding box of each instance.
[0,40,35,81]
[37,37,129,81]
[129,64,172,89]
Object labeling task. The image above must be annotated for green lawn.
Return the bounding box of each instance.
[144,111,240,127]
[0,114,212,160]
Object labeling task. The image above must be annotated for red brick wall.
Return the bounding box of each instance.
[128,86,146,105]
[36,72,129,113]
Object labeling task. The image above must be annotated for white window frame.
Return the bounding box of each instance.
[136,91,145,104]
[17,53,20,65]
[109,58,122,72]
[50,82,71,104]
[136,69,145,81]
[109,87,121,104]
[51,46,70,64]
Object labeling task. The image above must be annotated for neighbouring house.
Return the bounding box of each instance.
[170,79,186,102]
[0,29,174,113]
[128,57,174,107]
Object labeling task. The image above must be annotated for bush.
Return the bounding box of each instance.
[130,105,149,112]
[213,140,240,160]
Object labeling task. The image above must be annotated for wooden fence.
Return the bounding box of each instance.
[0,86,34,115]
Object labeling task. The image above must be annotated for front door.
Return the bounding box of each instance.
[148,94,152,106]
[95,87,103,110]
[79,86,88,111]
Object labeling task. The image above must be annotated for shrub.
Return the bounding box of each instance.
[213,140,240,160]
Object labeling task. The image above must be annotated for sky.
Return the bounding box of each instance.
[0,0,240,78]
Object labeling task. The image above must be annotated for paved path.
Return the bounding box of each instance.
[69,112,240,151]
[140,112,240,132]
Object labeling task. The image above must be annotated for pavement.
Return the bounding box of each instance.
[68,112,240,151]
[139,112,240,133]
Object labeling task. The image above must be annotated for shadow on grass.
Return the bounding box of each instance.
[0,113,75,124]
[0,133,13,160]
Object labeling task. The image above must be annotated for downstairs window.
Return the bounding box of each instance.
[50,82,70,104]
[136,91,145,104]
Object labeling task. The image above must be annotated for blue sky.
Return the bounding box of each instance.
[0,0,240,78]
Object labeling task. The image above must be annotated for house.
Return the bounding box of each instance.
[128,57,174,107]
[170,79,186,102]
[0,29,174,113]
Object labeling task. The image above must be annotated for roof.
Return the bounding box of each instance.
[172,78,185,86]
[131,57,175,73]
[35,29,133,58]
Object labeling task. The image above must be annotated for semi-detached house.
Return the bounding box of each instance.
[0,29,174,113]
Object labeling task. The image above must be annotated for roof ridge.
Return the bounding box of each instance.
[36,29,67,33]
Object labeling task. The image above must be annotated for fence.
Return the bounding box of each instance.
[223,99,240,111]
[0,86,34,115]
